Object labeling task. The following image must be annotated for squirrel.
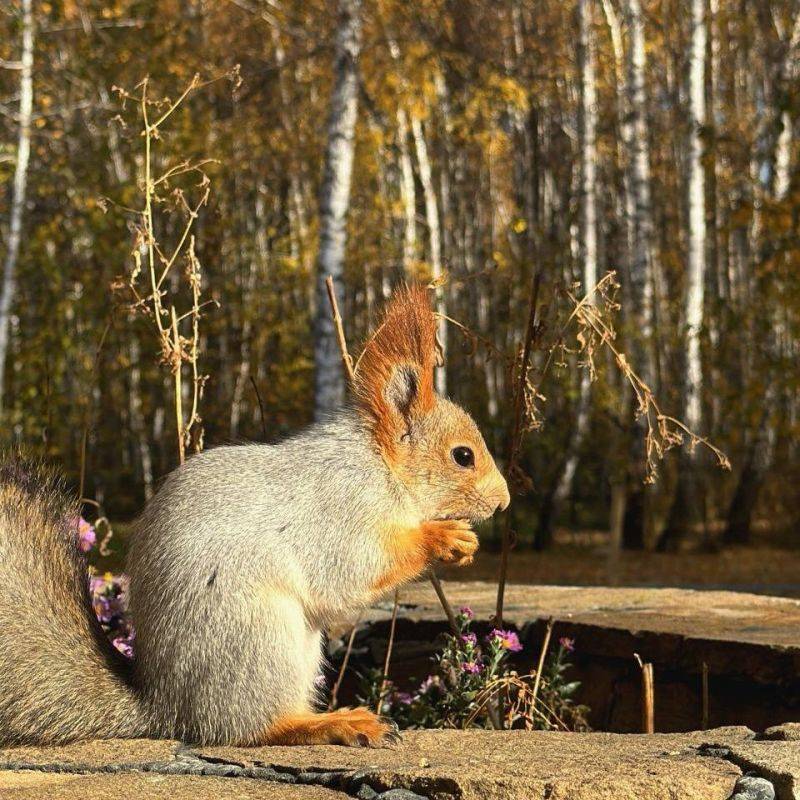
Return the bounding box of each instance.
[0,285,509,748]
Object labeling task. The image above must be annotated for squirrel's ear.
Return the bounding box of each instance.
[353,285,437,460]
[385,365,420,422]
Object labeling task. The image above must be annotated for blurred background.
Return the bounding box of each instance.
[0,0,798,593]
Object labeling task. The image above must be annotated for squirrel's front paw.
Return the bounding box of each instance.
[424,519,479,566]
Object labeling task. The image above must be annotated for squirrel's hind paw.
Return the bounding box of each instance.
[262,707,399,748]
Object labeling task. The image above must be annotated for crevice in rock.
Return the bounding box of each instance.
[697,744,786,800]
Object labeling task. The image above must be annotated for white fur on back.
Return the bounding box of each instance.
[127,410,417,744]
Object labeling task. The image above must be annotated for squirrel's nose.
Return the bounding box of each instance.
[497,478,511,512]
[486,468,511,513]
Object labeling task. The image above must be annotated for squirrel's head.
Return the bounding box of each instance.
[354,286,510,523]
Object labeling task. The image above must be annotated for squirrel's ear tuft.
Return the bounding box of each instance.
[353,285,437,459]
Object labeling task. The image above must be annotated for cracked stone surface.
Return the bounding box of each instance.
[700,732,800,800]
[3,727,797,800]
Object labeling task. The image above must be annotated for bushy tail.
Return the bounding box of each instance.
[0,458,147,744]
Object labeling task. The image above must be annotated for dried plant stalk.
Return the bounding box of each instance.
[496,271,542,626]
[530,617,555,715]
[376,588,400,714]
[325,276,355,383]
[328,614,362,711]
[113,76,218,464]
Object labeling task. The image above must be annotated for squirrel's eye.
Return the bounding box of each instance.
[451,446,475,468]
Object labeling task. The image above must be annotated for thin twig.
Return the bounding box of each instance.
[249,375,268,440]
[496,271,542,626]
[325,276,355,383]
[427,568,458,634]
[701,662,709,730]
[171,306,185,464]
[328,614,362,711]
[376,588,400,715]
[530,617,555,713]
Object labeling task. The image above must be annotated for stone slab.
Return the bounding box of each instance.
[0,771,341,798]
[3,727,800,800]
[0,737,179,771]
[382,582,800,650]
[200,728,744,800]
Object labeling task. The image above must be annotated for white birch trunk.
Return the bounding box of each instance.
[624,0,657,379]
[685,0,707,434]
[0,0,34,413]
[774,112,792,202]
[313,0,362,418]
[579,0,598,297]
[410,114,447,396]
[553,0,597,507]
[774,15,799,201]
[396,107,417,274]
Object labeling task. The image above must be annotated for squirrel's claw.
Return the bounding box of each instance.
[381,717,403,747]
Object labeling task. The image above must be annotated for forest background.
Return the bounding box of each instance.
[0,0,798,576]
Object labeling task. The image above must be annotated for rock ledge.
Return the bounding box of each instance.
[2,726,799,799]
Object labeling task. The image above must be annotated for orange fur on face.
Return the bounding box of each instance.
[353,285,437,462]
[259,707,392,747]
[355,284,510,528]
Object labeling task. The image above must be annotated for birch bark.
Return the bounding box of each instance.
[545,0,598,535]
[623,0,657,388]
[658,0,708,551]
[0,0,34,413]
[313,0,362,418]
[396,108,417,275]
[410,114,447,396]
[684,0,707,436]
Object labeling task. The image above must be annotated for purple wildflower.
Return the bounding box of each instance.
[488,628,523,653]
[458,606,474,620]
[460,633,477,646]
[76,517,96,552]
[461,661,482,674]
[394,691,414,705]
[112,634,134,660]
[418,675,441,694]
[559,637,575,653]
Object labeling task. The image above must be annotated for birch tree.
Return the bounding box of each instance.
[410,114,447,396]
[602,0,660,547]
[0,0,34,413]
[684,0,707,441]
[396,108,417,274]
[313,0,362,418]
[623,0,657,390]
[540,0,598,545]
[723,10,799,544]
[659,0,707,550]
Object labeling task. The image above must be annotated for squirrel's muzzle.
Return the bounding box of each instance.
[483,467,511,514]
